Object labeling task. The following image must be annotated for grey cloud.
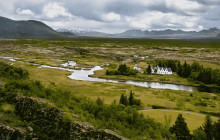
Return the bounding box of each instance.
[189,0,220,5]
[204,6,220,21]
[1,0,220,33]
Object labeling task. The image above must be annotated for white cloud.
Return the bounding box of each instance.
[124,10,200,31]
[165,0,205,14]
[102,12,121,22]
[16,9,34,16]
[42,2,72,18]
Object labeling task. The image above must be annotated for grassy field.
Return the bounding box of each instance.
[140,109,219,132]
[7,58,220,112]
[0,38,219,132]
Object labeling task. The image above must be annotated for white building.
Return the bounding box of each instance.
[134,64,141,71]
[151,66,172,75]
[134,55,149,59]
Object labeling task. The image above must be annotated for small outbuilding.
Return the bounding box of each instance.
[134,64,141,71]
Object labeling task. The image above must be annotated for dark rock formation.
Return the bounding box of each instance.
[0,124,32,140]
[4,94,128,140]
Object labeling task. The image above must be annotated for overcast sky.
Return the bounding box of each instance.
[1,0,220,33]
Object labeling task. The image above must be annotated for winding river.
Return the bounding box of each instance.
[1,56,219,93]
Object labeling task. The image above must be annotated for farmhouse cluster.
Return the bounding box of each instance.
[134,65,172,75]
[151,66,172,75]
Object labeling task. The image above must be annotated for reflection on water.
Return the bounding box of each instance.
[67,66,197,92]
[1,56,219,93]
[0,56,17,62]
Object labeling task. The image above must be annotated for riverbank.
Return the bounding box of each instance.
[90,69,220,93]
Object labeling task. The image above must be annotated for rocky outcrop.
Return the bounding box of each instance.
[6,94,128,140]
[69,122,126,140]
[0,124,32,140]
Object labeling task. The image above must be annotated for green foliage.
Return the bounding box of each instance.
[195,115,220,140]
[81,102,166,139]
[3,80,50,98]
[119,91,141,107]
[96,97,104,106]
[194,99,208,107]
[193,129,207,140]
[106,64,138,76]
[201,115,213,140]
[213,119,220,140]
[170,114,192,140]
[129,91,134,106]
[146,64,151,74]
[182,61,191,78]
[0,62,29,80]
[191,61,203,72]
[175,61,220,85]
[152,105,167,109]
[164,114,172,128]
[156,59,179,72]
[0,103,15,114]
[119,93,128,106]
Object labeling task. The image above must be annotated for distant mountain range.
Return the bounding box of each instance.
[0,16,64,38]
[0,16,220,39]
[115,28,220,38]
[56,28,109,36]
[217,32,220,38]
[57,27,220,39]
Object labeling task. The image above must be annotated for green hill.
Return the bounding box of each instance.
[0,16,64,38]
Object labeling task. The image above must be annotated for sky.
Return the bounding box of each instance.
[1,0,220,33]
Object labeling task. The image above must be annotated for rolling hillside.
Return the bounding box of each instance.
[0,16,64,38]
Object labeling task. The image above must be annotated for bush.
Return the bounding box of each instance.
[152,105,167,109]
[0,62,29,80]
[195,101,207,107]
[106,64,138,76]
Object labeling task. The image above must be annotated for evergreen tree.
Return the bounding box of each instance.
[96,97,104,106]
[201,115,213,140]
[177,63,183,77]
[119,93,128,106]
[124,95,128,106]
[120,93,125,105]
[182,61,188,78]
[118,64,128,75]
[170,114,192,140]
[129,91,134,106]
[146,64,151,75]
[186,64,191,77]
[213,119,220,140]
[191,61,201,72]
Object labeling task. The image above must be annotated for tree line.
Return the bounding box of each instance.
[106,64,138,76]
[154,59,220,85]
[155,59,180,72]
[170,113,220,140]
[178,61,220,85]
